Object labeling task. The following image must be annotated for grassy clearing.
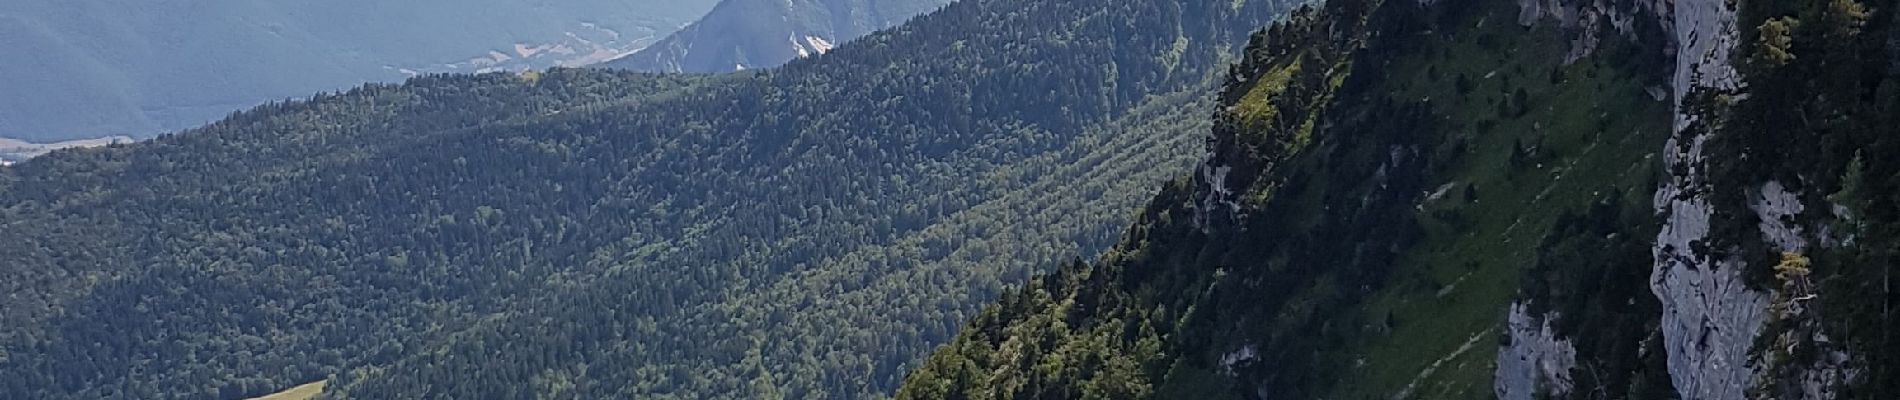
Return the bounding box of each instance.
[1235,59,1303,127]
[1326,2,1671,399]
[247,380,326,400]
[0,135,134,162]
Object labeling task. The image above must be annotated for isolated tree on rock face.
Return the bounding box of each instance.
[1827,153,1867,229]
[1756,17,1800,67]
[1774,252,1814,306]
[1823,0,1869,37]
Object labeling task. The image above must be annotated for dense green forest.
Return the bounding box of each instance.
[896,0,1900,398]
[0,0,1308,398]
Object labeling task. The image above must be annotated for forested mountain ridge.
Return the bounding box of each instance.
[601,0,948,73]
[0,70,711,399]
[0,0,1306,398]
[328,0,1307,397]
[897,0,1900,398]
[0,0,720,143]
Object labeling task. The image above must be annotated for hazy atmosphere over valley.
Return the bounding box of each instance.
[2,0,1897,399]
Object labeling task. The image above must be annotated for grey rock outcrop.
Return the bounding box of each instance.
[1496,304,1577,400]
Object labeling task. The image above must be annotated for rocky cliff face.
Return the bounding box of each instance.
[1496,305,1578,400]
[1506,0,1756,397]
[1644,0,1874,397]
[1500,0,1867,397]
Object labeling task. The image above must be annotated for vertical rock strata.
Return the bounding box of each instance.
[1649,0,1767,398]
[1498,0,1817,398]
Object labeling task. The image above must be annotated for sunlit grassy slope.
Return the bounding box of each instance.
[247,381,325,400]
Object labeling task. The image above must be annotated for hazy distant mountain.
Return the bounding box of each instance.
[601,0,948,73]
[0,0,719,143]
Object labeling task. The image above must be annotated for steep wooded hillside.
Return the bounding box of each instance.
[898,0,1900,398]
